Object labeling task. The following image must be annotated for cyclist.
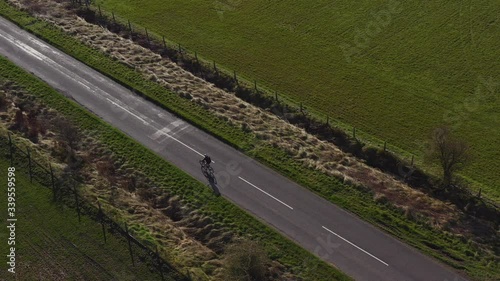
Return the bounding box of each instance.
[203,154,212,166]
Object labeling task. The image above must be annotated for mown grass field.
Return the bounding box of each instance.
[0,1,498,279]
[0,159,166,280]
[96,0,500,200]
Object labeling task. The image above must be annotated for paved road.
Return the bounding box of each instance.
[0,16,469,281]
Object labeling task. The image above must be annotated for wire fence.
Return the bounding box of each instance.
[64,0,499,218]
[0,132,189,281]
[87,1,399,143]
[70,2,415,158]
[67,4,409,154]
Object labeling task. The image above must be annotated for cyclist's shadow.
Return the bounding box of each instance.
[199,161,220,196]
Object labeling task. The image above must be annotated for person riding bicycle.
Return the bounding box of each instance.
[203,154,212,166]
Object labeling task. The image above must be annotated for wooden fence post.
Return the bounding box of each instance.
[98,5,102,18]
[156,245,165,281]
[162,36,167,51]
[125,223,135,266]
[213,61,217,72]
[27,148,32,183]
[8,132,13,167]
[74,183,81,222]
[233,70,237,82]
[254,80,257,91]
[178,43,181,54]
[195,52,199,64]
[128,20,132,33]
[98,201,107,243]
[383,141,387,152]
[112,11,116,24]
[49,164,56,201]
[145,28,150,44]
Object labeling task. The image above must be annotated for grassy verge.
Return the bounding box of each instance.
[0,158,168,281]
[0,55,351,280]
[0,2,497,280]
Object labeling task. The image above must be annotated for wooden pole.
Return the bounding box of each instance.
[128,20,132,32]
[195,52,199,64]
[112,11,116,24]
[326,116,329,125]
[74,183,81,223]
[27,148,32,183]
[254,80,257,91]
[125,223,135,266]
[49,164,56,201]
[383,141,387,152]
[145,28,150,44]
[213,61,217,72]
[162,36,167,51]
[8,132,13,167]
[156,245,164,281]
[98,201,107,243]
[98,5,102,18]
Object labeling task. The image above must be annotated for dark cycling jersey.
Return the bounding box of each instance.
[204,155,211,165]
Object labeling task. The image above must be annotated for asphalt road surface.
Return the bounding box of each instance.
[0,16,469,281]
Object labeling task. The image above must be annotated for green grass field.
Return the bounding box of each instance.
[95,0,500,200]
[0,159,167,280]
[0,1,498,279]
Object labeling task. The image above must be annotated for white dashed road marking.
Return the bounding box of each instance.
[238,177,294,210]
[322,226,389,266]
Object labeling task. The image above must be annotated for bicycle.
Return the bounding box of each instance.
[199,159,214,179]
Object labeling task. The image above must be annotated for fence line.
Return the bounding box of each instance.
[69,2,428,171]
[69,1,500,212]
[0,133,187,281]
[78,2,382,143]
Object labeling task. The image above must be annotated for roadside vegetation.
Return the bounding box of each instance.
[0,1,498,280]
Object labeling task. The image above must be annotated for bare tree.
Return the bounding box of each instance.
[427,126,471,186]
[53,117,80,151]
[223,240,269,281]
[12,108,26,131]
